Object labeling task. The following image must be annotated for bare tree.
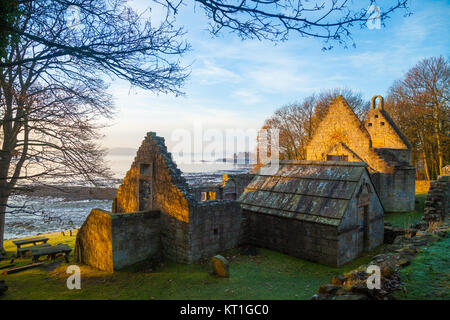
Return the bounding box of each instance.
[386,56,450,179]
[160,0,410,48]
[0,0,189,253]
[261,88,367,161]
[1,0,411,68]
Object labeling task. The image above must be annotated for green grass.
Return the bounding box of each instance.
[392,234,450,300]
[384,193,426,228]
[1,192,445,300]
[0,233,384,300]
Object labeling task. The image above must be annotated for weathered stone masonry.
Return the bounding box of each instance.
[305,95,415,212]
[239,161,384,266]
[76,130,386,271]
[77,132,244,270]
[74,208,160,272]
[423,175,449,224]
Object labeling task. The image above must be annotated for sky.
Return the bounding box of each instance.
[102,0,450,174]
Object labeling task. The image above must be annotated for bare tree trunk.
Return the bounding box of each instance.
[0,203,6,254]
[434,104,443,176]
[422,147,430,181]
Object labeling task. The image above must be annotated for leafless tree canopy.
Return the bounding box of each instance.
[0,0,189,92]
[386,56,449,180]
[160,0,410,48]
[0,0,190,251]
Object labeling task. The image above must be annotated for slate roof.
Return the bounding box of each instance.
[239,161,368,226]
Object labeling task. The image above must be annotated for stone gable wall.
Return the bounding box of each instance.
[365,108,409,150]
[305,96,392,173]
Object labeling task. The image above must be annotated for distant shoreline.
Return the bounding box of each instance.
[18,185,117,201]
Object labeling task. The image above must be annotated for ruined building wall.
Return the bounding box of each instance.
[113,132,245,264]
[337,173,384,265]
[114,132,197,263]
[190,201,243,261]
[75,209,161,272]
[371,169,416,212]
[75,209,113,272]
[245,211,340,266]
[111,211,161,269]
[305,96,391,173]
[365,108,409,150]
[305,95,416,212]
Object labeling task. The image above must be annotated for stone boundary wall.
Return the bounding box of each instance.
[423,175,449,224]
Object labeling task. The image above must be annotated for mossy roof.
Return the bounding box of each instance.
[239,160,368,226]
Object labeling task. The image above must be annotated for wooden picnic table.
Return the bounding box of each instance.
[30,244,72,263]
[12,237,49,258]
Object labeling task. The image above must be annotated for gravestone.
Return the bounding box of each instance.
[212,255,229,277]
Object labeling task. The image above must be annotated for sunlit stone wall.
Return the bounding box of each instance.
[75,209,161,271]
[305,95,415,212]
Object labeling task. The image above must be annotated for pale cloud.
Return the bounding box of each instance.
[193,60,241,84]
[232,89,262,104]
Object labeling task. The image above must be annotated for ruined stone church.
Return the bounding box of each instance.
[74,94,411,271]
[305,95,415,212]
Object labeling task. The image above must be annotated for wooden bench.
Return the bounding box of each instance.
[12,237,49,258]
[17,243,52,258]
[30,244,72,263]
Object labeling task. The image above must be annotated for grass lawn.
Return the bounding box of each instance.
[0,232,384,300]
[392,234,450,300]
[384,193,426,227]
[1,192,445,300]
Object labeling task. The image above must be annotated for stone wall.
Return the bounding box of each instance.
[190,201,243,261]
[75,209,161,271]
[304,95,415,213]
[423,175,450,224]
[113,132,197,263]
[244,211,340,266]
[160,212,191,263]
[371,168,416,212]
[337,174,384,265]
[305,95,392,173]
[111,210,161,269]
[75,209,113,272]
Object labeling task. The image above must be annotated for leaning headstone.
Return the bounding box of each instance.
[212,255,229,278]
